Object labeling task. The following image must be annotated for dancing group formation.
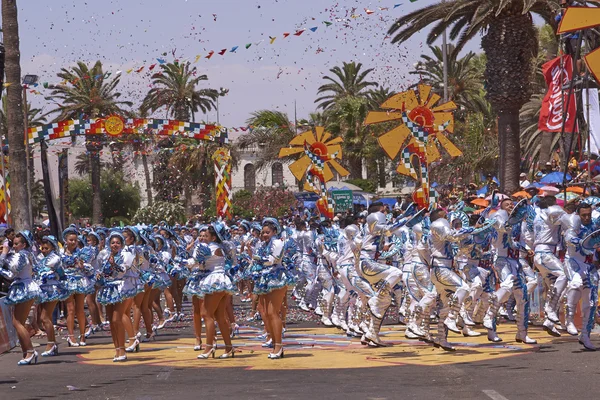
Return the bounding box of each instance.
[1,191,599,366]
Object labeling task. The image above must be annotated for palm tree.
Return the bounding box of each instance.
[315,62,378,110]
[74,152,107,176]
[237,110,297,171]
[48,61,132,224]
[388,0,557,193]
[410,45,482,117]
[141,61,219,121]
[1,0,30,229]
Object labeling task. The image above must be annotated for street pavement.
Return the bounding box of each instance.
[1,299,600,400]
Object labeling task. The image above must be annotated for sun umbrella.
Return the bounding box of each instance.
[540,171,572,184]
[485,193,508,201]
[566,186,586,194]
[512,191,532,199]
[556,192,579,201]
[471,198,489,207]
[541,186,560,196]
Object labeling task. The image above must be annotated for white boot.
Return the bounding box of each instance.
[542,319,561,337]
[462,326,481,337]
[579,334,597,351]
[487,329,502,343]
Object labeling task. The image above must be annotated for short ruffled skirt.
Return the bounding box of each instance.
[122,276,144,298]
[168,263,190,280]
[97,279,128,305]
[189,270,235,298]
[64,274,96,295]
[182,270,211,298]
[4,279,41,306]
[253,265,296,295]
[37,280,69,303]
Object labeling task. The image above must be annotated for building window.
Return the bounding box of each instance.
[244,163,256,192]
[272,162,284,187]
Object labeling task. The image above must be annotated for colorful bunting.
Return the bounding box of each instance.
[294,29,305,36]
[218,49,227,55]
[230,46,238,53]
[245,43,252,49]
[269,36,276,44]
[206,51,214,59]
[309,27,318,32]
[283,32,290,38]
[323,21,332,26]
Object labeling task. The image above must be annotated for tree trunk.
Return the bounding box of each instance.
[347,154,363,179]
[90,149,102,224]
[497,108,521,194]
[2,0,30,229]
[482,13,537,194]
[141,153,153,206]
[539,131,554,166]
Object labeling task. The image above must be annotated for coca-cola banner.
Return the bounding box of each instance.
[538,55,577,133]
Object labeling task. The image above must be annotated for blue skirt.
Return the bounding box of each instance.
[64,274,96,295]
[182,270,211,298]
[122,276,144,298]
[253,266,296,295]
[97,280,127,305]
[4,279,41,306]
[37,280,69,303]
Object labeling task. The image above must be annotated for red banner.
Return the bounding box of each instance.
[538,55,577,133]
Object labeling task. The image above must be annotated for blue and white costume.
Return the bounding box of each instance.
[61,248,95,296]
[562,213,598,350]
[97,235,129,305]
[533,204,568,335]
[0,247,41,306]
[252,233,295,295]
[35,242,69,304]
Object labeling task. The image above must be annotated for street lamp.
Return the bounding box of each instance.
[22,74,38,227]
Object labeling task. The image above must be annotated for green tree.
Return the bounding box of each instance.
[237,110,297,172]
[141,61,218,121]
[133,201,185,225]
[388,0,557,193]
[48,60,132,224]
[410,44,483,117]
[68,170,140,223]
[315,62,378,110]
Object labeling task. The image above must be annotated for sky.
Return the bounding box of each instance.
[16,0,482,136]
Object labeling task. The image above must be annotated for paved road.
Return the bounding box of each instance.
[1,301,599,400]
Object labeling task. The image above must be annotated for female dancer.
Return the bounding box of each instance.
[251,218,295,359]
[62,227,95,347]
[36,235,69,356]
[0,231,42,365]
[196,223,236,359]
[96,232,129,362]
[151,235,172,330]
[83,232,102,338]
[120,227,146,353]
[159,228,178,322]
[135,232,158,342]
[182,225,209,351]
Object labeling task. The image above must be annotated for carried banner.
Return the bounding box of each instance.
[538,55,577,133]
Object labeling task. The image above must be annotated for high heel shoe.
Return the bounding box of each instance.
[268,344,284,359]
[67,336,79,347]
[142,331,156,342]
[41,342,58,357]
[78,335,87,347]
[261,339,273,348]
[230,324,240,338]
[219,346,235,359]
[125,339,140,353]
[113,348,127,362]
[156,320,167,329]
[194,342,203,351]
[18,350,38,365]
[197,345,216,359]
